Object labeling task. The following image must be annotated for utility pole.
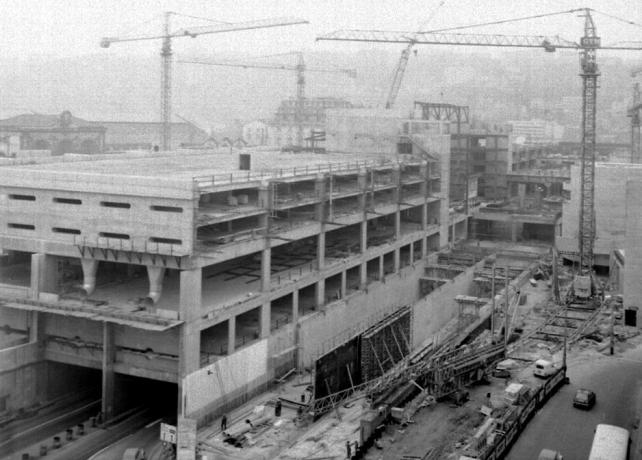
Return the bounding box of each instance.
[504,265,509,352]
[490,263,496,343]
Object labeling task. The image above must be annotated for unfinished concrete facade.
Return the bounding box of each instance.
[0,147,452,426]
[558,163,642,267]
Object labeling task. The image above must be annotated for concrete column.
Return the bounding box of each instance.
[228,316,236,354]
[258,181,272,210]
[316,279,325,307]
[395,210,401,240]
[178,269,202,416]
[30,253,58,300]
[379,255,384,280]
[317,232,326,270]
[80,258,98,296]
[101,322,115,421]
[394,248,401,272]
[511,221,518,242]
[422,203,428,230]
[292,290,299,324]
[517,183,526,208]
[146,266,166,304]
[261,247,271,291]
[409,241,414,264]
[420,161,429,198]
[341,270,347,298]
[360,262,367,288]
[261,302,271,338]
[360,220,367,253]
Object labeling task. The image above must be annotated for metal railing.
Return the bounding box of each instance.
[193,158,422,188]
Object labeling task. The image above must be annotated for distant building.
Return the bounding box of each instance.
[0,111,105,155]
[0,111,209,153]
[507,119,564,145]
[243,97,353,148]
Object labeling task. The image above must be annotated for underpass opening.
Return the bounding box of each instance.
[112,373,178,422]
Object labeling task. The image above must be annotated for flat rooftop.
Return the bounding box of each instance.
[3,150,393,180]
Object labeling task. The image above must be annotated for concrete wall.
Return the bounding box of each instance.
[183,339,268,420]
[412,259,484,348]
[624,181,642,327]
[559,163,642,263]
[298,263,424,368]
[0,185,195,256]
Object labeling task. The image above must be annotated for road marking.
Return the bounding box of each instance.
[146,418,163,429]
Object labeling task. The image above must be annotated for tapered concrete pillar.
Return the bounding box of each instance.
[258,181,272,210]
[261,247,271,291]
[228,316,236,354]
[146,266,166,304]
[360,262,367,288]
[261,302,271,338]
[341,271,347,298]
[409,241,414,264]
[379,255,384,280]
[81,258,99,296]
[421,237,428,258]
[101,322,115,421]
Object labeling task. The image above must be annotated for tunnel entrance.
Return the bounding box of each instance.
[112,374,178,422]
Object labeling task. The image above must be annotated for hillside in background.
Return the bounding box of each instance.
[0,48,635,140]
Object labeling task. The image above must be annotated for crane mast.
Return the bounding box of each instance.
[160,12,172,151]
[295,52,306,147]
[629,68,642,163]
[578,8,599,275]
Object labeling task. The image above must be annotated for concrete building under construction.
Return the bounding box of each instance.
[0,141,470,427]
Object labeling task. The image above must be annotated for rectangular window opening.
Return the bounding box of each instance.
[100,201,131,209]
[52,227,81,235]
[8,223,35,230]
[150,205,183,213]
[53,197,82,205]
[99,232,130,240]
[150,237,182,245]
[9,194,35,201]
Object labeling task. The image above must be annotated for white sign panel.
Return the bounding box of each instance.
[160,422,177,444]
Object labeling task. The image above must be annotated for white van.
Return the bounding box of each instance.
[533,359,557,378]
[538,448,563,460]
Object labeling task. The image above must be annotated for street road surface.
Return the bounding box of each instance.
[507,346,642,460]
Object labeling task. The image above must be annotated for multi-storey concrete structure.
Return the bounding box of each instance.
[0,147,452,427]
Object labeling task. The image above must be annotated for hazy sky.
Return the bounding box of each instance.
[1,0,641,60]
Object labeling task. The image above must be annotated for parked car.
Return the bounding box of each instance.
[573,388,596,410]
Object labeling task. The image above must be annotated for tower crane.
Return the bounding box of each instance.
[100,13,308,151]
[628,68,642,163]
[318,8,642,294]
[385,0,446,109]
[179,52,356,148]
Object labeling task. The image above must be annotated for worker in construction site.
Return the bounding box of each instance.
[220,414,227,432]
